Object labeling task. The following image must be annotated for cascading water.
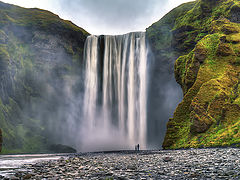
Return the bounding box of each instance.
[81,32,148,151]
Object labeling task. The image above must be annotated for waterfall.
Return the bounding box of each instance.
[81,32,148,151]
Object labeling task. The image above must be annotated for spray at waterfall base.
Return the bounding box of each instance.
[80,32,148,151]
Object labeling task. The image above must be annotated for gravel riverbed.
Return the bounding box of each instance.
[2,148,240,179]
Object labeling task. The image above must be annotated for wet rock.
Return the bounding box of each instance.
[217,43,234,56]
[194,45,207,64]
[229,5,240,23]
[221,24,239,35]
[2,148,240,179]
[48,144,77,153]
[7,176,18,180]
[172,25,197,52]
[23,173,32,179]
[15,171,23,177]
[127,165,137,170]
[163,157,173,162]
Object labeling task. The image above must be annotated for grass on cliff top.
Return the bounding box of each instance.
[0,2,89,35]
[146,1,196,51]
[147,1,196,32]
[174,0,240,31]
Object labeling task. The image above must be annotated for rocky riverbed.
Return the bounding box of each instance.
[2,148,240,179]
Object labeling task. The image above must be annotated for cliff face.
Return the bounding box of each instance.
[146,2,196,146]
[0,129,2,152]
[147,0,240,149]
[0,1,88,153]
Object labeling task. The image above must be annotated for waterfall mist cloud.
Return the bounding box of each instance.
[2,0,192,35]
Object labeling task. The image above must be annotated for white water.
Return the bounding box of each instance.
[0,154,63,178]
[81,32,148,151]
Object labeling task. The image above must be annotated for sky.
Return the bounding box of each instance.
[1,0,192,35]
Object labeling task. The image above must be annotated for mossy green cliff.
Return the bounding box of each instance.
[147,0,240,149]
[0,1,88,153]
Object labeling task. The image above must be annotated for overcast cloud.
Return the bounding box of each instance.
[2,0,192,34]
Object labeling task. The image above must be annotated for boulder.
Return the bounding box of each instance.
[229,5,240,23]
[217,43,234,56]
[48,144,77,153]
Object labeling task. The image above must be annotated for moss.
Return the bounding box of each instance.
[0,1,88,153]
[0,3,88,35]
[146,1,196,52]
[174,0,239,31]
[163,13,240,149]
[226,33,240,43]
[175,55,188,87]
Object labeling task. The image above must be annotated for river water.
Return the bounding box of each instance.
[0,154,64,178]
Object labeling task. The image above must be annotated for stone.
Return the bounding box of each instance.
[221,24,239,35]
[194,46,207,64]
[2,148,240,179]
[229,5,240,23]
[217,43,234,56]
[163,157,173,162]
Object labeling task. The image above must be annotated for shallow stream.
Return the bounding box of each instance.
[0,154,64,178]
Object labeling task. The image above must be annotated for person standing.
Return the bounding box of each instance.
[137,144,140,151]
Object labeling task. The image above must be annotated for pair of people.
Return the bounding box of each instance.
[135,144,140,151]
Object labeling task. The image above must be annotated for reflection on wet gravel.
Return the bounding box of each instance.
[0,154,64,178]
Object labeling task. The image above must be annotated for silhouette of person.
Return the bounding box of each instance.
[137,144,140,151]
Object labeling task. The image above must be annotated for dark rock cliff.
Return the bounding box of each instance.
[145,1,196,147]
[0,128,2,152]
[0,1,89,153]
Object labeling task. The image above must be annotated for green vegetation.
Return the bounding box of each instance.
[147,0,240,149]
[0,3,88,35]
[0,1,88,154]
[146,1,197,69]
